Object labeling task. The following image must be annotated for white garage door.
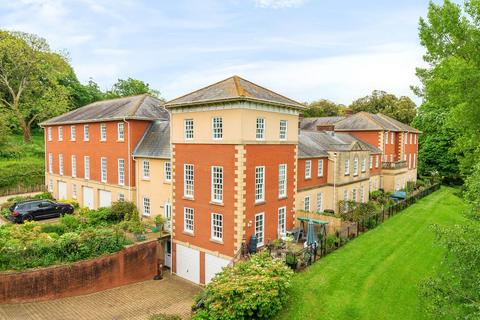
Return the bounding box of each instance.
[58,181,67,200]
[83,187,94,209]
[205,253,230,284]
[99,190,112,208]
[176,244,200,284]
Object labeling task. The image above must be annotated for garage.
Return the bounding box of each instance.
[99,190,112,208]
[205,253,230,284]
[58,181,67,200]
[83,187,94,209]
[175,244,200,284]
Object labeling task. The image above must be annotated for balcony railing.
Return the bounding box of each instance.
[382,160,407,170]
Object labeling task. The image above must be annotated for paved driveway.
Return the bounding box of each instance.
[0,273,202,320]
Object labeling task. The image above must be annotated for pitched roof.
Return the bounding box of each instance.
[165,75,305,110]
[300,116,346,130]
[133,120,170,159]
[298,130,382,158]
[375,113,421,133]
[333,112,420,133]
[41,95,168,125]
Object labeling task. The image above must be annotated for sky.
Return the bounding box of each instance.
[0,0,433,105]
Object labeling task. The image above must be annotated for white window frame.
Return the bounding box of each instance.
[304,196,311,212]
[305,160,312,179]
[212,117,223,140]
[143,197,151,216]
[211,213,223,241]
[72,184,77,199]
[47,127,52,141]
[118,159,125,186]
[375,155,379,168]
[278,164,287,198]
[83,124,89,141]
[414,134,417,145]
[408,153,412,169]
[352,189,357,203]
[255,166,265,203]
[390,131,394,144]
[184,119,194,140]
[256,117,265,140]
[84,156,90,180]
[101,157,107,183]
[279,120,287,141]
[59,154,64,175]
[58,126,63,141]
[317,159,324,177]
[255,212,265,247]
[70,125,76,141]
[100,123,107,141]
[405,133,408,145]
[71,155,77,177]
[345,159,350,176]
[353,157,359,176]
[414,153,416,168]
[48,153,53,173]
[360,186,364,203]
[164,162,172,182]
[48,179,53,192]
[410,132,413,144]
[118,193,125,201]
[369,156,373,169]
[361,157,366,173]
[278,207,286,238]
[184,207,194,233]
[142,160,150,180]
[117,122,124,141]
[184,164,194,198]
[316,192,323,212]
[211,166,223,203]
[384,131,388,144]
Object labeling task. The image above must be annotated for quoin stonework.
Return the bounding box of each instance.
[40,76,420,285]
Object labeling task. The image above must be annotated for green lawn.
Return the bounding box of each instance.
[278,186,467,320]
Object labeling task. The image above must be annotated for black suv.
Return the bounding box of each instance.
[9,199,74,223]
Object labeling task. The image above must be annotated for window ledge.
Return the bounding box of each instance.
[210,238,224,244]
[183,196,195,201]
[278,196,288,200]
[210,201,224,206]
[255,200,266,206]
[182,231,194,237]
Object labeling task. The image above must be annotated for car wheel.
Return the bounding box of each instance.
[23,214,33,223]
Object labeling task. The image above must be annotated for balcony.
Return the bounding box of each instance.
[382,160,407,170]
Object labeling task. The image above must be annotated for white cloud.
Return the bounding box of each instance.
[254,0,308,9]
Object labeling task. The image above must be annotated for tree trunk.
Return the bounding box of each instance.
[22,124,31,143]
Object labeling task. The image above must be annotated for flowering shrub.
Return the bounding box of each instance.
[193,252,294,320]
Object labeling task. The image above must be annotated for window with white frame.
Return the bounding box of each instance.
[184,119,194,140]
[211,166,223,203]
[255,166,265,203]
[47,127,52,141]
[375,155,379,168]
[58,126,63,141]
[255,213,264,246]
[384,131,388,144]
[343,189,348,212]
[361,157,366,172]
[353,157,359,176]
[164,202,172,220]
[414,153,416,168]
[316,192,323,212]
[369,156,373,169]
[117,122,124,141]
[256,117,265,140]
[84,156,90,179]
[48,153,53,173]
[305,160,312,179]
[142,160,150,179]
[70,125,76,141]
[278,207,286,238]
[405,133,408,144]
[164,162,172,182]
[352,188,357,203]
[360,186,364,203]
[83,124,89,141]
[410,132,413,144]
[408,153,412,169]
[211,213,223,241]
[48,179,53,192]
[279,120,287,140]
[100,123,107,141]
[59,154,64,175]
[184,207,194,233]
[101,157,107,182]
[345,159,350,175]
[184,164,194,198]
[72,184,77,199]
[278,164,287,198]
[304,196,310,212]
[390,132,394,144]
[414,134,417,144]
[318,159,324,177]
[143,197,151,216]
[118,193,125,201]
[212,117,223,140]
[118,159,125,185]
[71,155,76,177]
[390,154,394,162]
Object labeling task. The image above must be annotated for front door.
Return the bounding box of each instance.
[164,240,172,268]
[58,181,67,200]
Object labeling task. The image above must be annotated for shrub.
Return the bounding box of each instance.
[192,252,294,320]
[41,223,67,235]
[110,201,139,222]
[59,214,81,231]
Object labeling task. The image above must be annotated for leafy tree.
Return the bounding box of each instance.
[0,31,72,142]
[349,90,417,124]
[105,77,161,99]
[303,99,345,117]
[60,75,105,109]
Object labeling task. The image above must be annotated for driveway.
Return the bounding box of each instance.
[0,273,202,320]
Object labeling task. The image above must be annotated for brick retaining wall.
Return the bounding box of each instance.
[0,240,158,304]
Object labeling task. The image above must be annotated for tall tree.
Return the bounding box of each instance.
[303,99,345,117]
[349,90,417,124]
[105,77,161,99]
[0,31,72,142]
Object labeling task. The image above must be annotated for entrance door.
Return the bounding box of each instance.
[58,181,67,200]
[99,190,112,208]
[164,240,172,268]
[83,187,94,209]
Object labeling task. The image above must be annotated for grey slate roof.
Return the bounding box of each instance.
[298,130,382,159]
[133,120,171,159]
[300,116,346,130]
[41,95,168,125]
[165,75,305,110]
[334,112,421,133]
